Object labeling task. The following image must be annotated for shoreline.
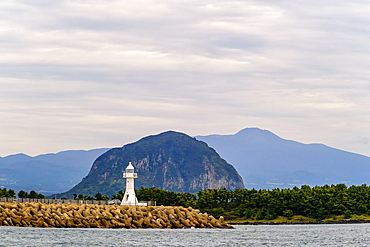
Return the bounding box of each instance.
[229,219,370,225]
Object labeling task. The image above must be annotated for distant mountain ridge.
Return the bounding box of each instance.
[60,131,244,198]
[0,148,109,194]
[3,127,370,196]
[196,128,370,189]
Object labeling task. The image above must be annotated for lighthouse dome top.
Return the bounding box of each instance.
[126,162,134,170]
[126,162,135,173]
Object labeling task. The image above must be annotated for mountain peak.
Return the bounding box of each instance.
[236,127,282,140]
[139,130,190,141]
[233,128,283,141]
[2,153,32,163]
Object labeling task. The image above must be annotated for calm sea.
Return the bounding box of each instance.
[1,224,370,246]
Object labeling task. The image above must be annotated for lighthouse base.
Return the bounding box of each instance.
[121,191,147,206]
[121,202,148,206]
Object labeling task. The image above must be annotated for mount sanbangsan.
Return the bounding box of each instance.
[60,131,244,198]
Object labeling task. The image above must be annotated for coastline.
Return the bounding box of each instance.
[229,219,370,225]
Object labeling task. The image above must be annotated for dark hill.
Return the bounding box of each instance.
[61,131,244,198]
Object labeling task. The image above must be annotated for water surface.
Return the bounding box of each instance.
[1,224,370,246]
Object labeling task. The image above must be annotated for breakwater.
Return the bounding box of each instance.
[0,202,232,229]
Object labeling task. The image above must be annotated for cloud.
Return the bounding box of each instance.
[0,0,369,157]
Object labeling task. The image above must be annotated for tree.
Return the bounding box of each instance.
[95,192,103,200]
[112,190,124,200]
[0,188,16,198]
[84,195,94,200]
[18,190,28,198]
[28,190,38,198]
[26,190,44,199]
[7,189,15,198]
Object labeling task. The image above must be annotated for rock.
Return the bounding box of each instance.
[0,202,233,229]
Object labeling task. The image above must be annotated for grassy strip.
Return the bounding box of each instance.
[227,214,370,224]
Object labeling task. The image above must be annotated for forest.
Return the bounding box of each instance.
[3,184,370,221]
[131,184,370,221]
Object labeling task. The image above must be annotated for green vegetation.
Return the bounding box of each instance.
[118,184,370,222]
[17,190,45,199]
[72,193,109,201]
[0,188,16,198]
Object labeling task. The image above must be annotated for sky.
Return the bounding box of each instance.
[0,0,369,157]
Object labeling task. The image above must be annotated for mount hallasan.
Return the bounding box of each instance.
[196,128,370,189]
[60,131,244,198]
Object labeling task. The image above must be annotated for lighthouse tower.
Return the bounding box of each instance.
[121,162,139,206]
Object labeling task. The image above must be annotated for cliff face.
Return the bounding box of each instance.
[62,131,244,197]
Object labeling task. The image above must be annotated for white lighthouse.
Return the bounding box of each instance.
[121,162,139,206]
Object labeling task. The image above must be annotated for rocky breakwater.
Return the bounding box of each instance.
[0,202,233,229]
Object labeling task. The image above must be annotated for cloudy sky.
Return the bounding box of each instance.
[0,0,369,157]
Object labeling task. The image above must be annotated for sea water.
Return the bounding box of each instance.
[1,224,370,246]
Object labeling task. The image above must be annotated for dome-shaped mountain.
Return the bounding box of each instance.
[61,131,244,197]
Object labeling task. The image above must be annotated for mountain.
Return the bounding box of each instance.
[196,128,370,189]
[60,131,244,198]
[0,148,109,195]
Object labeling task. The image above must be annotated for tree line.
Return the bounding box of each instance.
[0,189,111,201]
[72,193,109,201]
[17,190,45,199]
[0,188,15,198]
[1,189,45,199]
[3,184,370,221]
[131,184,370,220]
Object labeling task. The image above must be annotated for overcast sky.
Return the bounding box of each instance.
[0,0,369,157]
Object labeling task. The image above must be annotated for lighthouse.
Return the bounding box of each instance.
[121,162,139,205]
